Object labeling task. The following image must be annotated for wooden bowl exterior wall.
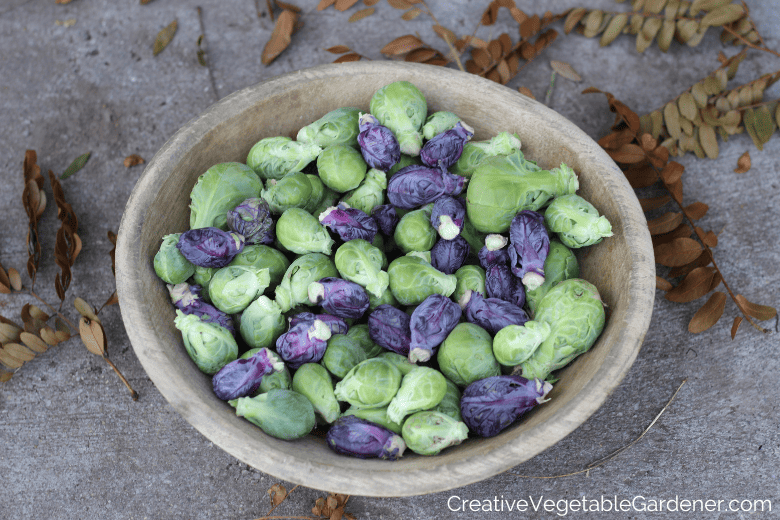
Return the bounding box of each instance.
[116,62,654,497]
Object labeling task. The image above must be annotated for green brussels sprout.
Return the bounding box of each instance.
[544,194,614,248]
[345,324,384,358]
[525,240,579,317]
[231,389,315,440]
[453,264,486,302]
[342,405,403,434]
[334,358,402,409]
[422,111,462,140]
[192,265,217,302]
[394,203,436,254]
[368,285,399,310]
[241,348,291,394]
[260,171,313,214]
[340,168,387,214]
[370,81,427,156]
[386,366,447,424]
[466,153,579,233]
[322,334,368,379]
[317,144,367,193]
[174,310,238,374]
[209,265,270,315]
[276,208,335,255]
[387,255,457,306]
[451,131,522,178]
[303,174,326,214]
[296,107,362,148]
[493,321,552,366]
[405,250,431,263]
[239,296,287,349]
[376,351,416,376]
[459,217,487,258]
[246,136,322,180]
[402,411,469,456]
[154,233,195,284]
[274,253,339,312]
[229,244,290,287]
[431,378,462,422]
[437,323,500,387]
[371,234,387,267]
[189,162,263,230]
[387,153,421,178]
[518,279,606,380]
[311,185,339,219]
[292,363,341,424]
[334,239,390,298]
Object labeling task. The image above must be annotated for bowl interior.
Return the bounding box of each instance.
[116,62,654,496]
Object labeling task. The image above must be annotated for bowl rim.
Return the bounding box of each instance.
[116,61,655,496]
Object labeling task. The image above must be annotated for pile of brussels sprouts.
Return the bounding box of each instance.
[153,81,613,459]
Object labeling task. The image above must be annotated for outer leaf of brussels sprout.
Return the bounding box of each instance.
[420,122,474,172]
[485,264,525,308]
[368,304,412,355]
[289,312,348,336]
[422,111,462,140]
[341,168,387,214]
[408,294,462,364]
[276,319,332,369]
[460,217,487,258]
[387,166,465,209]
[308,277,370,320]
[543,194,614,248]
[240,348,291,395]
[239,296,286,349]
[508,210,550,291]
[274,253,339,312]
[370,81,427,156]
[334,239,390,298]
[209,265,270,315]
[460,290,529,336]
[387,255,457,306]
[155,233,195,284]
[430,235,469,275]
[276,208,335,255]
[296,107,362,148]
[345,324,384,358]
[226,198,274,245]
[292,363,341,424]
[368,285,399,310]
[260,171,313,214]
[317,144,367,193]
[229,244,289,287]
[387,153,420,178]
[322,334,369,379]
[189,162,264,230]
[311,185,340,218]
[177,228,245,268]
[319,206,378,243]
[192,265,217,302]
[437,322,500,387]
[168,283,236,335]
[334,357,402,409]
[342,405,403,434]
[357,114,401,172]
[174,310,238,374]
[303,174,326,214]
[212,348,285,400]
[478,234,510,268]
[232,389,316,440]
[326,415,406,460]
[526,240,579,318]
[371,204,399,236]
[394,203,436,254]
[386,366,447,424]
[450,131,522,178]
[452,265,486,302]
[402,411,469,456]
[246,136,322,181]
[492,321,552,366]
[430,195,466,240]
[431,378,463,422]
[375,351,416,376]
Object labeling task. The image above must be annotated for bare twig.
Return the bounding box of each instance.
[197,6,220,101]
[544,71,556,106]
[103,357,139,401]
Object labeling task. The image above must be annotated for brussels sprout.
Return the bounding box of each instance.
[289,312,349,336]
[460,217,487,258]
[451,131,522,178]
[420,122,474,172]
[375,351,416,376]
[479,234,510,268]
[311,185,340,218]
[368,285,399,310]
[240,348,291,394]
[386,366,447,423]
[326,415,406,460]
[342,405,403,434]
[460,375,551,437]
[437,322,500,387]
[231,389,316,440]
[405,250,431,263]
[466,153,579,233]
[334,357,402,409]
[387,255,457,306]
[276,208,335,256]
[322,334,369,379]
[430,195,466,240]
[460,290,529,336]
[485,264,525,308]
[394,203,437,254]
[168,283,235,335]
[274,253,339,312]
[296,107,362,148]
[422,111,462,140]
[345,324,384,358]
[292,363,341,424]
[154,233,195,284]
[453,265,486,302]
[526,240,579,317]
[226,198,274,245]
[239,296,286,349]
[518,279,605,380]
[408,294,462,364]
[402,411,468,456]
[319,206,378,243]
[174,310,238,374]
[387,153,420,178]
[507,210,550,291]
[209,265,270,315]
[341,168,387,214]
[431,378,462,422]
[493,321,552,366]
[430,235,469,275]
[387,165,465,209]
[189,162,264,230]
[177,228,244,268]
[308,277,370,320]
[370,81,427,156]
[212,348,285,400]
[371,204,399,236]
[229,244,289,287]
[368,304,411,356]
[192,265,217,302]
[357,113,401,171]
[543,193,613,248]
[276,318,332,369]
[334,239,390,298]
[302,174,326,215]
[246,136,322,180]
[260,171,313,214]
[317,144,367,193]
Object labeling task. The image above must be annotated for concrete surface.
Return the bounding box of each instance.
[1,0,779,519]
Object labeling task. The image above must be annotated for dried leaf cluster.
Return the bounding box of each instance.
[256,483,354,520]
[262,1,304,65]
[22,151,46,289]
[587,88,776,336]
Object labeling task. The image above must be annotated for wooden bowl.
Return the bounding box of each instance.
[116,62,654,496]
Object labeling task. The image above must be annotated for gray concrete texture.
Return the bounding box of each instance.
[1,0,778,518]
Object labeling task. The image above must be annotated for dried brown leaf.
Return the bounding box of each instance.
[325,45,351,54]
[102,291,119,310]
[405,48,438,63]
[517,86,535,99]
[648,212,684,235]
[582,10,604,38]
[0,370,13,382]
[698,124,719,159]
[0,347,25,369]
[734,151,751,173]
[124,154,145,168]
[332,53,361,63]
[598,129,635,150]
[656,276,673,291]
[665,266,716,303]
[654,237,703,267]
[564,8,587,34]
[268,484,288,507]
[401,8,422,20]
[639,133,658,152]
[0,323,22,345]
[623,161,659,189]
[520,14,541,40]
[262,10,297,65]
[481,1,500,25]
[659,161,684,185]
[734,295,777,321]
[432,24,456,45]
[20,332,48,354]
[79,316,107,358]
[701,3,744,27]
[550,60,581,82]
[609,143,646,164]
[667,177,683,203]
[471,47,492,70]
[730,316,742,340]
[487,39,502,61]
[8,268,21,291]
[688,292,726,333]
[74,297,100,323]
[684,201,709,220]
[510,7,527,24]
[317,0,336,10]
[348,7,374,22]
[153,20,178,57]
[639,194,672,212]
[40,327,60,346]
[646,144,669,168]
[600,12,628,46]
[333,0,359,10]
[667,249,711,278]
[380,34,424,55]
[496,59,511,84]
[387,0,412,9]
[275,0,302,12]
[4,343,35,362]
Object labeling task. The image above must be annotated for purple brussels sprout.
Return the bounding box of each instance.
[420,122,474,172]
[176,227,244,268]
[371,204,400,236]
[288,312,349,335]
[326,415,406,460]
[408,294,462,363]
[386,165,466,209]
[167,283,236,335]
[368,304,412,356]
[508,210,550,291]
[319,205,378,243]
[308,277,370,320]
[460,375,552,437]
[357,113,401,172]
[226,198,275,245]
[276,318,332,369]
[430,195,466,240]
[459,290,529,335]
[430,235,469,275]
[485,264,526,308]
[478,234,510,269]
[212,348,285,400]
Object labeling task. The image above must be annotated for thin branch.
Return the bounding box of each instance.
[256,485,300,520]
[28,289,78,332]
[721,24,780,58]
[197,6,220,101]
[103,357,139,401]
